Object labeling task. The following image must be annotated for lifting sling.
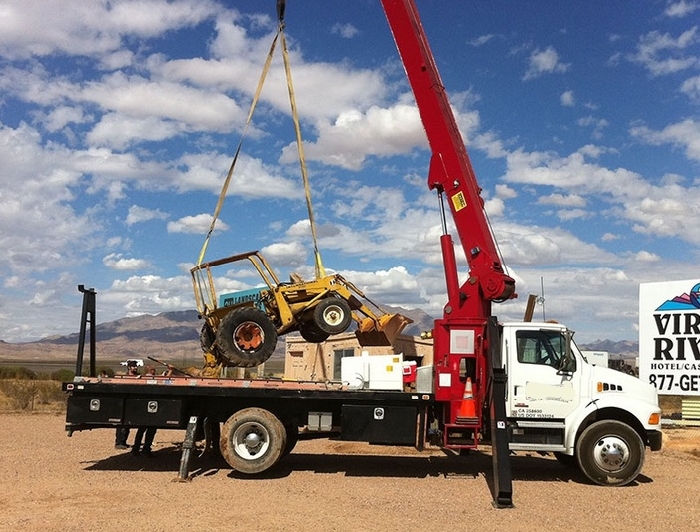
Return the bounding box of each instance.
[197,1,325,279]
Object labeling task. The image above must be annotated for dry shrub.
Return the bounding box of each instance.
[0,380,66,411]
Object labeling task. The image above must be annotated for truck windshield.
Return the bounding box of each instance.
[516,329,570,370]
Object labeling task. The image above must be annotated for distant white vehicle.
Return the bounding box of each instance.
[120,359,144,367]
[581,350,609,367]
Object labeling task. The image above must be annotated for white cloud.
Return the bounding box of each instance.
[0,0,221,60]
[681,75,700,100]
[337,266,421,305]
[331,23,359,39]
[469,34,496,47]
[283,103,426,170]
[634,250,661,262]
[630,26,700,76]
[43,106,89,132]
[176,152,304,199]
[665,1,700,18]
[282,94,478,172]
[560,90,575,107]
[167,214,229,234]
[630,119,700,161]
[104,274,194,316]
[538,194,586,207]
[260,241,309,267]
[81,73,245,135]
[103,253,151,270]
[126,205,168,226]
[87,114,183,150]
[495,184,518,199]
[502,144,700,244]
[0,123,95,273]
[523,46,570,80]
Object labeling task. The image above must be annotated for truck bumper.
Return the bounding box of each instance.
[647,429,663,451]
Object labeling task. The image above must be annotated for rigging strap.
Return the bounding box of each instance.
[196,31,280,267]
[197,3,326,281]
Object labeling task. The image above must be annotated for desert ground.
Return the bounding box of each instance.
[1,412,698,532]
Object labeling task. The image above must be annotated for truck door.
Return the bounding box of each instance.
[507,329,581,421]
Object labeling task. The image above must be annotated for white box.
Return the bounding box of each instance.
[367,354,403,391]
[341,356,368,389]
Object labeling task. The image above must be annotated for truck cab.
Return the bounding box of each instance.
[502,321,662,485]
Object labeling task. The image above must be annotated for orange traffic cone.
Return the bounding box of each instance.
[455,377,478,424]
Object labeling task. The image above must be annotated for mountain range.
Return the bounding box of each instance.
[0,306,436,365]
[0,306,638,365]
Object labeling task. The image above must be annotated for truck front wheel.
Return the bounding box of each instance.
[575,420,644,486]
[220,408,287,475]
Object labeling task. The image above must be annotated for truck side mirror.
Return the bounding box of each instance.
[557,330,576,375]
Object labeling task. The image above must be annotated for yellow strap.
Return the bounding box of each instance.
[281,29,325,279]
[196,30,281,267]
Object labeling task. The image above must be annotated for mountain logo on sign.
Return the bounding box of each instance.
[655,282,700,311]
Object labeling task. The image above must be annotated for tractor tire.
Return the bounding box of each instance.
[199,322,215,353]
[216,307,278,367]
[220,408,287,475]
[299,322,330,343]
[575,420,644,486]
[313,297,352,335]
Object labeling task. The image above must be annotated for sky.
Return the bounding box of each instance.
[1,0,700,345]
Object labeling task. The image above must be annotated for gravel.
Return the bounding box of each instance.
[2,412,698,532]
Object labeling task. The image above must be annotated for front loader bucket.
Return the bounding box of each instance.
[355,313,413,347]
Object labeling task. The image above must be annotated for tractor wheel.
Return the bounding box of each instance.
[199,323,215,353]
[220,408,287,474]
[216,307,278,367]
[313,297,352,335]
[299,322,330,343]
[575,420,644,486]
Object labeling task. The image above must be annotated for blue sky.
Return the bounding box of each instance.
[1,0,700,344]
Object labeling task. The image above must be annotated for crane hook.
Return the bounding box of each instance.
[277,0,285,23]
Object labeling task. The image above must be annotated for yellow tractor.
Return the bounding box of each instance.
[190,251,412,367]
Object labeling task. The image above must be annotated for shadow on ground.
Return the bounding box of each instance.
[81,442,652,493]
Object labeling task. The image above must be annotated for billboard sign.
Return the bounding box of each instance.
[639,280,700,395]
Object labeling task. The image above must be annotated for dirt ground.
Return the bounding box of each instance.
[1,413,699,532]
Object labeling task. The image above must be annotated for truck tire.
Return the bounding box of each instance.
[220,408,287,474]
[282,423,299,458]
[216,307,278,367]
[299,322,330,343]
[575,420,644,486]
[313,297,352,335]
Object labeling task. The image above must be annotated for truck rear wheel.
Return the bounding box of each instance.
[313,297,352,335]
[575,420,644,486]
[282,423,299,458]
[220,408,287,474]
[216,307,278,367]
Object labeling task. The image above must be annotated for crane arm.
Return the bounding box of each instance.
[380,0,515,316]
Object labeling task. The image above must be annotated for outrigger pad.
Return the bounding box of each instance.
[355,313,412,346]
